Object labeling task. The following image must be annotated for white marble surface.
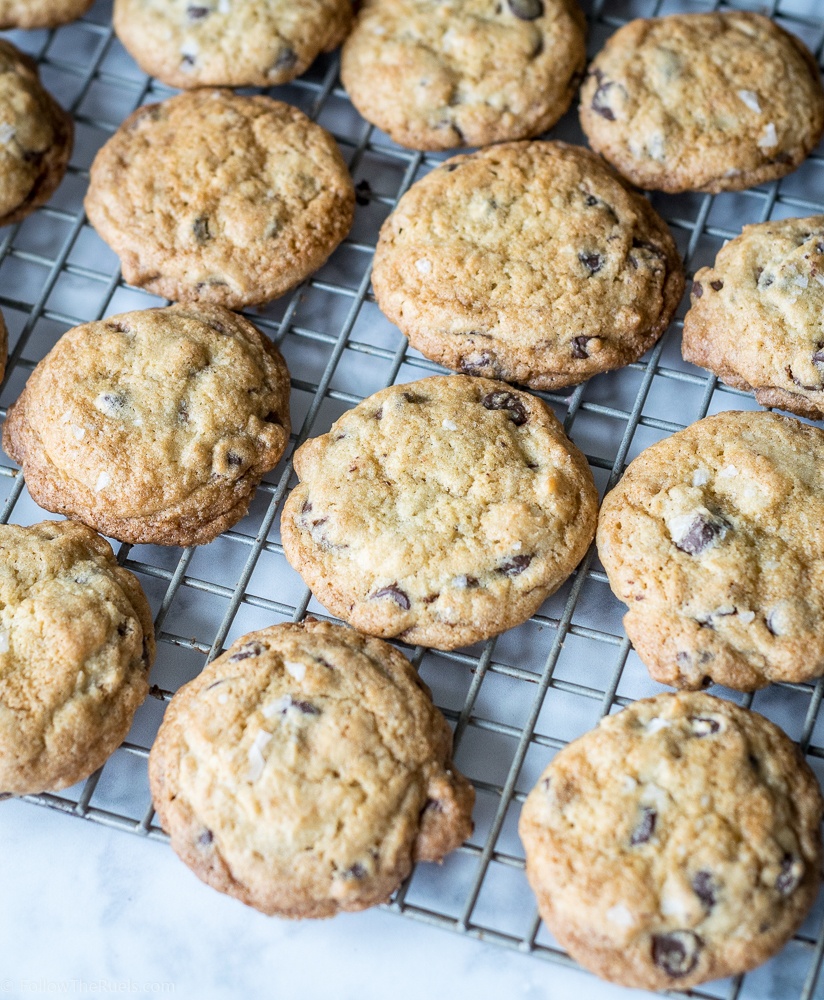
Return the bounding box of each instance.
[1,798,654,1000]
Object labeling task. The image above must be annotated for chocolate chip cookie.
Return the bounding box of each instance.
[579,12,824,194]
[280,375,598,650]
[597,410,824,691]
[113,0,352,89]
[84,90,355,309]
[149,619,474,917]
[0,40,73,228]
[340,0,586,151]
[372,141,684,390]
[0,0,93,28]
[3,304,291,547]
[0,520,155,796]
[683,216,824,420]
[519,691,823,991]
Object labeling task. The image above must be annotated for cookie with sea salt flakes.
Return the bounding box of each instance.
[0,520,155,796]
[2,304,291,547]
[83,90,355,310]
[149,619,475,918]
[683,216,824,420]
[518,692,823,991]
[597,410,824,691]
[579,12,824,194]
[0,0,93,28]
[113,0,352,90]
[280,375,598,650]
[371,141,684,390]
[0,40,73,228]
[340,0,586,151]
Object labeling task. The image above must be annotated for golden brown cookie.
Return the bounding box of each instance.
[113,0,353,89]
[3,304,291,547]
[0,520,155,796]
[519,692,823,990]
[280,375,598,650]
[0,40,73,228]
[372,142,684,389]
[683,216,824,419]
[0,0,93,28]
[340,0,586,151]
[597,410,824,691]
[579,13,824,193]
[84,90,355,309]
[149,619,474,917]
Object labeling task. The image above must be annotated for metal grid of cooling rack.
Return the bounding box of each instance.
[3,0,824,997]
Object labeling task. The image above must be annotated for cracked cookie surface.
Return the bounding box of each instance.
[683,216,824,420]
[113,0,352,89]
[519,691,823,990]
[149,619,474,917]
[340,0,586,151]
[84,90,354,309]
[280,375,598,650]
[372,142,684,390]
[0,0,93,28]
[0,520,155,795]
[597,410,824,690]
[0,40,73,227]
[2,304,291,547]
[579,12,824,193]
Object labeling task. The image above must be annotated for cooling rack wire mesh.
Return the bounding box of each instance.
[3,0,824,997]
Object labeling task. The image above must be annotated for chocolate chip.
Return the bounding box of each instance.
[444,163,460,172]
[630,806,656,846]
[812,347,824,366]
[692,281,703,298]
[204,679,227,691]
[100,392,126,414]
[178,399,189,424]
[343,862,367,880]
[372,585,411,610]
[498,554,532,577]
[402,391,429,404]
[454,575,479,588]
[785,364,823,391]
[674,515,728,556]
[192,216,210,243]
[692,870,716,908]
[290,699,321,716]
[181,53,195,67]
[228,642,263,662]
[584,193,598,207]
[459,353,498,377]
[226,452,244,467]
[691,717,720,737]
[652,931,701,979]
[355,179,372,206]
[301,500,312,514]
[590,69,618,121]
[481,391,527,425]
[272,47,298,73]
[571,336,591,359]
[579,251,603,274]
[374,406,383,420]
[423,798,443,813]
[105,321,130,334]
[776,854,802,895]
[506,0,544,18]
[198,829,213,846]
[709,280,724,292]
[186,4,210,20]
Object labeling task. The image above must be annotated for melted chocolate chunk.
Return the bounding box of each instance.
[186,4,210,19]
[105,321,130,334]
[590,69,618,121]
[776,854,802,895]
[198,829,213,846]
[402,391,429,404]
[226,452,244,467]
[571,336,591,359]
[691,716,720,737]
[709,280,724,292]
[652,931,701,978]
[481,391,528,425]
[272,47,298,73]
[178,399,189,424]
[460,352,501,377]
[343,862,367,879]
[228,641,263,662]
[355,179,372,206]
[507,0,544,18]
[374,406,383,420]
[192,216,210,243]
[498,554,532,577]
[579,251,603,274]
[692,870,716,909]
[674,515,728,556]
[785,364,823,391]
[455,575,479,589]
[630,806,656,846]
[692,280,703,298]
[290,699,321,716]
[423,797,443,813]
[372,585,411,610]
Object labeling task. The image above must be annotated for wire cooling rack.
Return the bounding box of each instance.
[3,1,824,997]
